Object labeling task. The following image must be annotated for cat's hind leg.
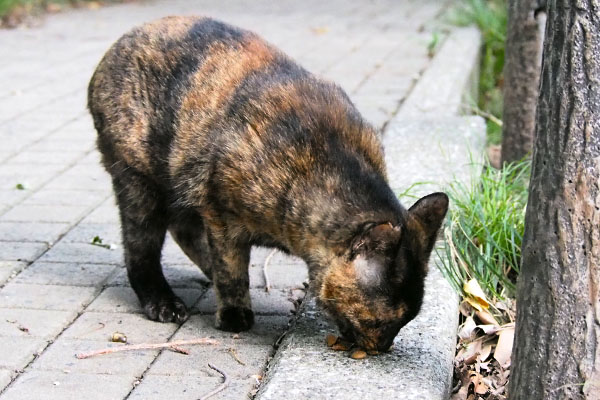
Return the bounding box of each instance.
[168,211,213,280]
[111,165,189,324]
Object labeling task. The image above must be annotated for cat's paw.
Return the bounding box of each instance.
[143,296,189,324]
[215,306,254,332]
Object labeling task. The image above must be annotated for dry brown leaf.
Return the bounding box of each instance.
[477,324,501,336]
[476,309,500,326]
[459,316,477,340]
[494,326,515,368]
[461,338,483,365]
[460,300,475,317]
[478,344,493,363]
[464,279,491,311]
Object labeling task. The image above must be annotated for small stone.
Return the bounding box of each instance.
[350,350,367,360]
[110,332,127,343]
[331,342,349,351]
[326,334,337,347]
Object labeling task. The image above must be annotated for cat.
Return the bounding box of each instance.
[87,16,448,352]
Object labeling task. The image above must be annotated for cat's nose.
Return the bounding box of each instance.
[377,336,395,352]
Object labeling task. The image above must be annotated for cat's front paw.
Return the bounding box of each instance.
[216,306,254,332]
[143,296,189,324]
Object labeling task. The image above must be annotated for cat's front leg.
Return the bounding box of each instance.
[207,231,254,332]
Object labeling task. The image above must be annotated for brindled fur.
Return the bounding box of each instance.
[88,16,448,351]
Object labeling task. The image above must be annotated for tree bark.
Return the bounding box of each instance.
[501,0,546,164]
[509,0,600,399]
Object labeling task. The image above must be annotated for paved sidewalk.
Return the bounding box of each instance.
[0,1,451,399]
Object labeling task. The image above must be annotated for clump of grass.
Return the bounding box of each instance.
[437,159,530,321]
[450,0,507,145]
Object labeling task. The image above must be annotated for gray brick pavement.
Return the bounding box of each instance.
[0,0,449,398]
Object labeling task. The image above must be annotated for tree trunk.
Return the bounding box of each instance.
[501,0,545,164]
[508,0,600,399]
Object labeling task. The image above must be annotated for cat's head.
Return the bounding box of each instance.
[317,192,448,352]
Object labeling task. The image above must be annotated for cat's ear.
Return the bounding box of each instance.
[351,222,402,256]
[407,192,449,248]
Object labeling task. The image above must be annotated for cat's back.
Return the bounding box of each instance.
[88,16,285,175]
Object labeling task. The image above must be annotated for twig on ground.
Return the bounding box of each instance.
[75,338,219,359]
[228,347,246,365]
[200,363,230,400]
[263,249,277,292]
[170,345,190,355]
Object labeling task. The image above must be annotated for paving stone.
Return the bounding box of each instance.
[0,368,13,392]
[0,283,97,311]
[0,222,70,243]
[171,314,291,346]
[0,189,28,209]
[128,375,257,400]
[87,286,203,313]
[23,189,108,207]
[148,342,273,380]
[0,241,48,262]
[196,288,296,316]
[62,311,178,343]
[81,200,120,223]
[43,172,111,192]
[38,241,124,265]
[0,308,77,339]
[0,371,136,400]
[0,204,90,223]
[8,150,84,165]
[108,264,209,289]
[0,336,48,369]
[13,262,117,286]
[161,238,195,264]
[249,259,308,289]
[32,338,158,376]
[60,222,121,244]
[0,260,27,285]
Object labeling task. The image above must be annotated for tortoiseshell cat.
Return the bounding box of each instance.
[88,16,448,352]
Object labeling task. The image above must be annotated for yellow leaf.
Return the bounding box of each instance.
[463,279,490,310]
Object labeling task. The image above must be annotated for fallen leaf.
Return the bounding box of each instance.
[478,344,493,363]
[459,300,474,317]
[494,326,515,368]
[477,324,501,336]
[460,338,483,364]
[476,309,500,326]
[463,279,490,311]
[459,316,477,340]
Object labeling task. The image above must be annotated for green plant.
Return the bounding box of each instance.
[450,0,507,145]
[437,159,530,318]
[0,0,22,17]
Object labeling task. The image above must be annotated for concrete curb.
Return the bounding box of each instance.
[397,27,481,119]
[256,25,484,400]
[256,117,485,400]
